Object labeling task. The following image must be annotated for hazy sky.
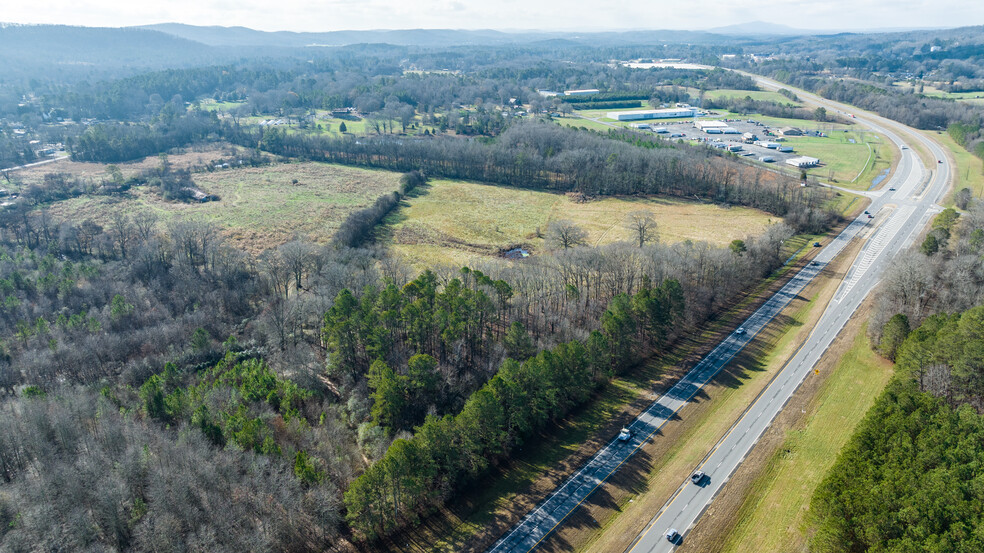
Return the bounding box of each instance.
[4,0,982,32]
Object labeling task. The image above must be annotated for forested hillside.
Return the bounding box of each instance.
[811,198,984,552]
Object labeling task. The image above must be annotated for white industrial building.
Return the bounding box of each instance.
[785,156,820,168]
[565,89,600,96]
[607,108,696,121]
[695,120,728,130]
[722,127,740,134]
[630,123,651,129]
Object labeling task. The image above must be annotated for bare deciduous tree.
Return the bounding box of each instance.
[133,210,159,242]
[547,220,588,250]
[624,210,658,248]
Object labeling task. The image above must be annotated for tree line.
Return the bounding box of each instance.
[223,120,836,227]
[343,277,684,540]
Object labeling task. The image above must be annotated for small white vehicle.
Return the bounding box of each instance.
[666,528,680,542]
[691,470,705,484]
[735,327,746,335]
[618,427,633,442]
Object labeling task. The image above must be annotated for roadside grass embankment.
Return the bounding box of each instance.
[712,323,894,553]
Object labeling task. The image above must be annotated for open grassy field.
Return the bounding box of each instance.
[383,180,776,267]
[39,161,403,253]
[926,129,984,202]
[891,82,984,102]
[704,89,800,105]
[555,117,620,132]
[199,100,246,112]
[718,326,894,553]
[8,143,243,188]
[782,131,889,186]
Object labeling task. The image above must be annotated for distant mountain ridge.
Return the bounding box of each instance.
[136,23,752,47]
[708,20,818,36]
[137,24,566,47]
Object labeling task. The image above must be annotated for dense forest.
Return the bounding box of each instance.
[811,196,984,552]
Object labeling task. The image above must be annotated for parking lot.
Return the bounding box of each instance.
[644,117,825,168]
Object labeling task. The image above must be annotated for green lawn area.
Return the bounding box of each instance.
[704,89,800,105]
[199,100,246,112]
[720,326,894,553]
[555,117,619,132]
[781,132,889,187]
[926,129,984,202]
[891,82,984,103]
[382,179,775,268]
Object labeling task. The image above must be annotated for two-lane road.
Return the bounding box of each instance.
[487,75,951,553]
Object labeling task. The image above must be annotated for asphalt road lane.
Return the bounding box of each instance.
[627,78,950,553]
[486,76,950,553]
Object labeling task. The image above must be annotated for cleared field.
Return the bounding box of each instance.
[782,132,887,185]
[382,180,775,267]
[892,82,984,101]
[40,161,402,253]
[704,89,799,105]
[555,117,619,132]
[719,326,893,553]
[8,143,242,188]
[926,129,984,201]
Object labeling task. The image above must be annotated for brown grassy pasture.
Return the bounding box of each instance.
[8,143,243,188]
[38,161,402,253]
[382,180,776,268]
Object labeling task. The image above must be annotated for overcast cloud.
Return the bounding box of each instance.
[3,0,982,32]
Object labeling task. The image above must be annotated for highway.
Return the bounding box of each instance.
[486,76,952,553]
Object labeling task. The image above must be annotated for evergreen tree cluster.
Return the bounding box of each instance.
[811,378,984,553]
[342,277,684,540]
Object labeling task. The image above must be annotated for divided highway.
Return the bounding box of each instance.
[487,78,952,553]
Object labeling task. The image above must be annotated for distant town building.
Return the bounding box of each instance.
[607,108,696,121]
[564,89,601,96]
[785,156,820,168]
[537,89,560,97]
[695,120,728,130]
